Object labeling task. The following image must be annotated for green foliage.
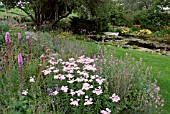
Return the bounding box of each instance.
[96,48,164,113]
[0,21,10,45]
[70,17,109,34]
[152,31,165,37]
[163,28,170,34]
[1,0,113,29]
[0,24,167,114]
[130,26,141,32]
[57,17,71,32]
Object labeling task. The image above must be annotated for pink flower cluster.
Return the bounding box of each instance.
[42,54,120,111]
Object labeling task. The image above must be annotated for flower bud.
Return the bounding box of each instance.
[26,36,30,41]
[5,32,11,43]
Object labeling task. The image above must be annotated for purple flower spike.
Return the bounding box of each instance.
[18,33,21,39]
[26,36,29,41]
[18,53,23,68]
[5,32,10,43]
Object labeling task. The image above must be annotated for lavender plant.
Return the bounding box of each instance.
[95,47,164,114]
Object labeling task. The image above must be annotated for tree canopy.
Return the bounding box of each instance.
[0,0,113,28]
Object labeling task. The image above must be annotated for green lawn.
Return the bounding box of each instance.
[103,45,170,114]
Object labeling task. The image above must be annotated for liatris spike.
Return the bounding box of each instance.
[5,32,11,44]
[18,33,22,46]
[18,53,23,83]
[18,53,23,68]
[18,33,21,40]
[26,36,29,41]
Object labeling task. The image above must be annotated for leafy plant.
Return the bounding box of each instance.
[95,47,164,113]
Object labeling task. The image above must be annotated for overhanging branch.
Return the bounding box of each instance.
[17,6,36,23]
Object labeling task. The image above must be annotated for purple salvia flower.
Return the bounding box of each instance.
[26,36,30,41]
[19,83,23,88]
[18,33,21,39]
[5,32,10,43]
[18,53,23,68]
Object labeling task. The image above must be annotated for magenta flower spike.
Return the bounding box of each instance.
[18,33,21,40]
[5,32,10,43]
[26,36,30,41]
[18,53,23,68]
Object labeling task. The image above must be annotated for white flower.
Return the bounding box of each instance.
[100,108,111,114]
[30,76,35,82]
[22,89,28,95]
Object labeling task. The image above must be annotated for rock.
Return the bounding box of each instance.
[104,32,119,36]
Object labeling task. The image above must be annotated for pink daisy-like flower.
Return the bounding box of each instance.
[50,90,58,96]
[93,86,103,95]
[76,89,85,96]
[49,67,55,70]
[100,108,111,114]
[48,59,58,65]
[77,71,89,78]
[69,58,75,62]
[61,86,68,92]
[70,89,76,96]
[82,83,93,90]
[154,86,160,93]
[66,74,74,79]
[84,96,93,105]
[42,69,51,75]
[110,93,120,102]
[76,77,85,82]
[67,79,75,84]
[95,78,105,85]
[83,64,97,72]
[53,68,59,73]
[54,74,65,80]
[70,98,80,106]
[77,56,95,64]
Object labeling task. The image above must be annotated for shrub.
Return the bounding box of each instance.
[56,17,71,32]
[130,26,141,32]
[133,10,170,32]
[70,17,109,34]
